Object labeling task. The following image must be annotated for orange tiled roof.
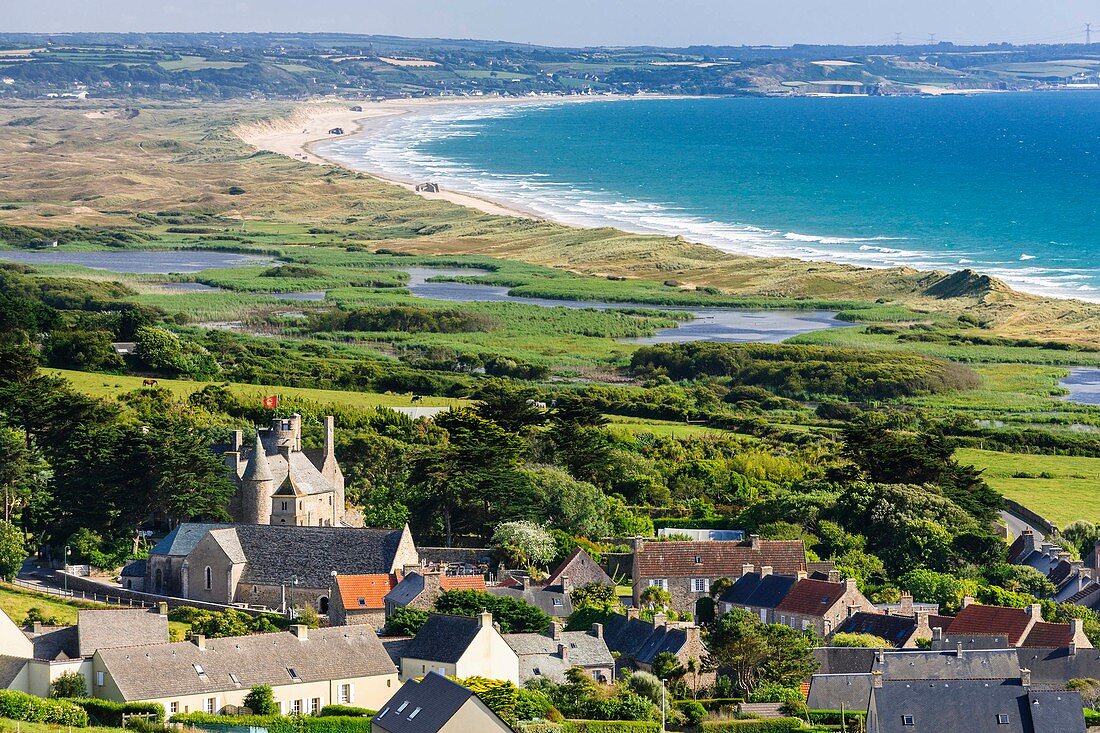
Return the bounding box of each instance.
[441,575,486,591]
[335,573,399,611]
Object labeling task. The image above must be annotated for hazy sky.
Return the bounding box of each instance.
[7,1,1098,47]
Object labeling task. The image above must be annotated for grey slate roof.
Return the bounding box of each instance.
[400,614,481,664]
[1017,646,1100,689]
[150,523,231,557]
[242,434,335,496]
[812,647,876,675]
[381,637,413,667]
[544,548,612,589]
[120,559,146,578]
[875,648,1023,681]
[504,630,614,682]
[487,584,571,617]
[0,656,27,688]
[604,614,662,660]
[868,679,1084,733]
[806,673,872,712]
[832,612,917,648]
[373,672,507,733]
[28,626,78,660]
[96,626,395,701]
[77,609,168,658]
[633,626,689,666]
[720,572,797,608]
[385,573,426,607]
[226,524,407,588]
[242,434,273,482]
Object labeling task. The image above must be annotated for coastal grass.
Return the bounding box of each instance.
[955,448,1100,526]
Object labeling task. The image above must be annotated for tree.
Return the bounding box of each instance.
[44,330,123,372]
[652,651,686,683]
[831,632,893,648]
[706,610,818,696]
[49,671,87,699]
[243,685,278,715]
[473,380,547,433]
[570,582,621,615]
[526,467,611,539]
[0,427,41,523]
[387,607,429,636]
[434,589,551,633]
[639,585,672,612]
[0,520,25,582]
[492,521,557,572]
[759,623,818,688]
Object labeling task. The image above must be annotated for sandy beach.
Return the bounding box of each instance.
[234,96,606,218]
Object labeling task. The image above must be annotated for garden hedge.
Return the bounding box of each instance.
[171,712,375,732]
[701,718,805,733]
[562,721,661,733]
[73,698,165,726]
[0,689,89,727]
[318,704,373,717]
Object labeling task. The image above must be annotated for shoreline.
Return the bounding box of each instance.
[235,96,1095,305]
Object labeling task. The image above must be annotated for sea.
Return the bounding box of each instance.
[316,93,1100,301]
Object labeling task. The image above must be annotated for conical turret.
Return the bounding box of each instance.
[242,433,275,524]
[243,434,273,482]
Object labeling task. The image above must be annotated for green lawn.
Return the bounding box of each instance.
[0,583,110,625]
[955,448,1100,527]
[48,369,468,410]
[604,416,740,439]
[1,719,126,733]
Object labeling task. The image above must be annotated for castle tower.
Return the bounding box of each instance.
[320,415,345,524]
[241,434,275,525]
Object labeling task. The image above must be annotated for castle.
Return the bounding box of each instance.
[222,414,356,527]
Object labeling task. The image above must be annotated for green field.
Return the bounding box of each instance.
[956,448,1100,527]
[1,718,125,733]
[48,369,468,410]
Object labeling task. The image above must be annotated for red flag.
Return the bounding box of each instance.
[263,395,279,410]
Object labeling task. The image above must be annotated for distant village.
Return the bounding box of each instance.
[0,414,1097,733]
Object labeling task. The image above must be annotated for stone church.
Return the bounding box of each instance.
[222,414,357,527]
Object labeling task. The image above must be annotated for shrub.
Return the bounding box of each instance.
[50,671,89,698]
[0,689,89,727]
[171,713,375,733]
[72,699,164,726]
[675,700,707,726]
[243,684,278,715]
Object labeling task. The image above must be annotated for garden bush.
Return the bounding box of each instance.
[701,718,805,732]
[0,689,89,727]
[562,722,661,733]
[171,712,375,732]
[319,704,374,717]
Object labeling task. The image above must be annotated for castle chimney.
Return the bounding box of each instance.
[741,564,755,577]
[290,414,302,451]
[591,623,604,639]
[289,624,308,640]
[323,416,335,461]
[192,634,206,650]
[231,430,243,452]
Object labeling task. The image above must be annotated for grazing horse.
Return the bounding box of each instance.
[142,378,158,387]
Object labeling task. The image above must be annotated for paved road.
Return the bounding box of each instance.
[1000,509,1044,543]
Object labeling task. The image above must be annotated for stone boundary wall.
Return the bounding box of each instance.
[52,572,271,616]
[1002,498,1057,536]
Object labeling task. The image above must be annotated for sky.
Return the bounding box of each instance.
[5,1,1098,48]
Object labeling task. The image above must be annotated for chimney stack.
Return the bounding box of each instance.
[478,611,493,628]
[591,623,604,639]
[231,430,243,452]
[899,591,914,616]
[749,534,761,551]
[871,671,883,689]
[323,416,335,461]
[1026,603,1043,621]
[653,612,668,629]
[956,642,964,658]
[192,634,206,651]
[827,569,841,583]
[844,578,858,593]
[558,642,568,662]
[550,622,563,641]
[561,575,573,595]
[521,575,531,591]
[289,625,308,640]
[158,601,169,615]
[962,595,975,609]
[760,565,773,577]
[627,607,640,621]
[1021,668,1031,688]
[741,563,755,577]
[796,570,808,581]
[932,627,943,642]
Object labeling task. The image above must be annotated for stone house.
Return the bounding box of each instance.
[222,415,354,527]
[544,548,613,589]
[371,671,513,733]
[145,523,418,613]
[384,569,486,618]
[1009,530,1094,603]
[831,611,932,648]
[92,625,398,715]
[396,612,519,684]
[488,575,572,619]
[717,567,799,621]
[503,621,614,684]
[630,535,814,616]
[330,573,402,627]
[773,577,876,636]
[940,599,1092,649]
[603,611,713,689]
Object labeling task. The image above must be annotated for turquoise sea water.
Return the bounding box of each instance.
[318,94,1100,300]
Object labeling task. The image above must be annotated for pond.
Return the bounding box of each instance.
[1061,368,1100,406]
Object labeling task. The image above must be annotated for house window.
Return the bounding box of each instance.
[310,698,321,715]
[997,714,1010,725]
[290,699,301,715]
[358,598,366,606]
[282,501,288,511]
[397,701,409,713]
[204,566,212,591]
[409,707,422,720]
[230,673,241,685]
[338,684,352,704]
[693,555,703,564]
[193,663,206,677]
[901,715,915,726]
[205,698,217,714]
[170,702,178,715]
[553,598,563,607]
[691,578,710,593]
[648,578,668,590]
[287,667,301,682]
[96,671,104,687]
[802,619,810,631]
